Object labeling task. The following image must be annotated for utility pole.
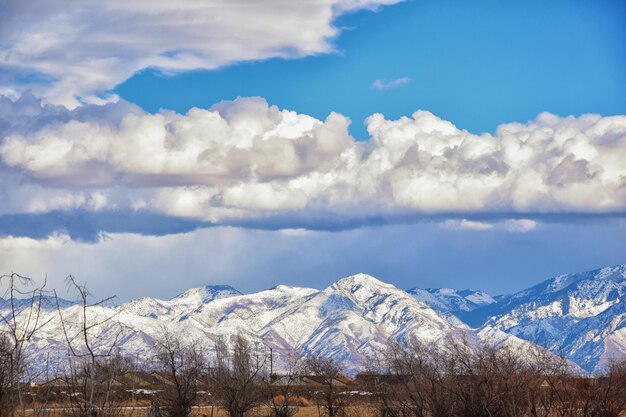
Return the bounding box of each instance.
[270,348,273,377]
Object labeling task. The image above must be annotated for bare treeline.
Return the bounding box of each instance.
[1,273,626,417]
[369,338,626,417]
[0,274,133,417]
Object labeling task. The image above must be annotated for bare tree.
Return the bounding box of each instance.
[442,337,537,417]
[379,341,453,417]
[593,358,626,417]
[261,353,304,417]
[305,355,347,417]
[212,334,265,417]
[520,347,568,417]
[545,358,626,417]
[0,273,47,417]
[152,329,206,417]
[377,336,584,417]
[55,275,128,417]
[0,335,12,417]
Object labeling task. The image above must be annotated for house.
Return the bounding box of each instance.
[269,375,354,387]
[151,371,176,385]
[539,378,552,390]
[301,376,354,387]
[120,371,158,387]
[271,375,308,386]
[354,373,408,386]
[103,378,125,388]
[38,377,68,387]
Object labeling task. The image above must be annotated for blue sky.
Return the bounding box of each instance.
[0,0,624,300]
[116,0,626,139]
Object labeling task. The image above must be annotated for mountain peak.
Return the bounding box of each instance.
[172,284,242,304]
[544,264,626,293]
[596,264,626,280]
[332,273,395,292]
[270,284,314,293]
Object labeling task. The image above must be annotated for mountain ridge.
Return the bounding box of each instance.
[2,265,625,374]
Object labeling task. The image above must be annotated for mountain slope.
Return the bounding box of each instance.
[470,264,626,371]
[407,287,496,324]
[12,273,537,375]
[0,294,75,313]
[257,274,461,368]
[7,266,625,375]
[121,284,242,320]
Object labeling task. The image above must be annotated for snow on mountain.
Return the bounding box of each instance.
[174,285,243,305]
[8,267,624,376]
[407,287,496,318]
[0,294,75,315]
[116,274,470,370]
[121,284,242,320]
[257,274,462,368]
[24,303,210,374]
[470,264,626,372]
[9,273,533,375]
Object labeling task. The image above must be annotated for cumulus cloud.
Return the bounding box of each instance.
[0,0,400,107]
[0,94,625,237]
[372,77,412,90]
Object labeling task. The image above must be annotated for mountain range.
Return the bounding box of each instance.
[3,264,626,375]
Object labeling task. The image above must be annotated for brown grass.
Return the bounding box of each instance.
[20,404,380,417]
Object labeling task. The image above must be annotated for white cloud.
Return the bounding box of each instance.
[441,218,539,233]
[278,228,317,236]
[443,219,495,231]
[501,219,538,233]
[0,233,70,251]
[372,77,412,90]
[0,95,625,229]
[0,0,400,107]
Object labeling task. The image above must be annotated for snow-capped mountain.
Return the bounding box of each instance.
[10,273,536,376]
[256,274,459,367]
[468,264,626,372]
[115,274,470,370]
[7,265,626,375]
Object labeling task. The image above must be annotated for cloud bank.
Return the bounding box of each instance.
[0,93,624,241]
[0,0,400,107]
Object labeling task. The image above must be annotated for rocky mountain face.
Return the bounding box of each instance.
[2,265,625,374]
[405,264,626,372]
[407,287,496,325]
[2,274,530,375]
[122,284,242,320]
[467,265,626,371]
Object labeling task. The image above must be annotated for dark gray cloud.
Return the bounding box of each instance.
[0,211,209,242]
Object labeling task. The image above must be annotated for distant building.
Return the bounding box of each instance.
[270,375,354,387]
[354,373,408,386]
[121,371,159,387]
